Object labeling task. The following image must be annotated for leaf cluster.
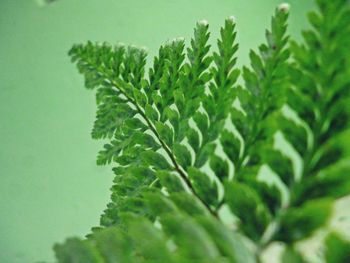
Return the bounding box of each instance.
[56,1,350,262]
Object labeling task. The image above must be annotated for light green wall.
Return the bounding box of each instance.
[0,0,313,262]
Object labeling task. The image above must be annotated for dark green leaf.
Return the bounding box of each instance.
[157,171,185,193]
[220,129,241,165]
[141,150,171,170]
[209,155,229,181]
[224,181,271,241]
[155,121,174,146]
[188,167,219,207]
[145,104,159,122]
[325,232,350,263]
[172,143,192,169]
[186,128,200,152]
[277,199,332,242]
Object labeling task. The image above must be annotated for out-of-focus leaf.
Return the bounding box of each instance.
[325,232,350,263]
[277,199,332,242]
[224,181,272,241]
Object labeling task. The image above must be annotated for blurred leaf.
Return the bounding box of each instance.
[157,171,185,193]
[277,199,332,242]
[281,246,305,263]
[210,155,229,181]
[325,232,350,263]
[54,238,103,263]
[224,181,271,241]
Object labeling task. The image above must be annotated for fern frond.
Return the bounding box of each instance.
[56,1,350,262]
[251,0,350,254]
[221,6,291,243]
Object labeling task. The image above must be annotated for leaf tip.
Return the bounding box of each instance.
[227,15,236,24]
[278,3,290,13]
[198,19,209,26]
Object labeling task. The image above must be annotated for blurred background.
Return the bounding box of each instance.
[0,0,314,262]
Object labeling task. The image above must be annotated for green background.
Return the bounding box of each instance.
[0,0,313,262]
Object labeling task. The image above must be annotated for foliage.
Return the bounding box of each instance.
[56,0,350,262]
[325,232,350,263]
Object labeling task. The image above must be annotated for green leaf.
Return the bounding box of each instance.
[145,104,159,122]
[145,191,179,216]
[141,150,171,170]
[132,132,159,149]
[281,246,305,263]
[311,130,350,173]
[174,89,185,113]
[188,167,219,207]
[195,143,215,167]
[100,166,156,227]
[170,192,208,216]
[249,50,264,78]
[155,121,174,146]
[231,107,250,140]
[224,181,272,241]
[92,227,133,263]
[261,147,294,186]
[209,155,229,181]
[92,102,136,139]
[97,143,121,165]
[54,238,103,263]
[291,160,350,206]
[172,143,192,169]
[164,107,180,132]
[193,111,209,135]
[242,176,282,215]
[186,128,200,152]
[278,117,308,156]
[114,78,135,98]
[220,129,241,165]
[285,87,316,126]
[243,66,260,97]
[127,218,175,263]
[133,88,148,107]
[124,118,147,130]
[160,214,220,261]
[157,171,185,193]
[325,232,350,263]
[277,199,333,242]
[196,216,256,263]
